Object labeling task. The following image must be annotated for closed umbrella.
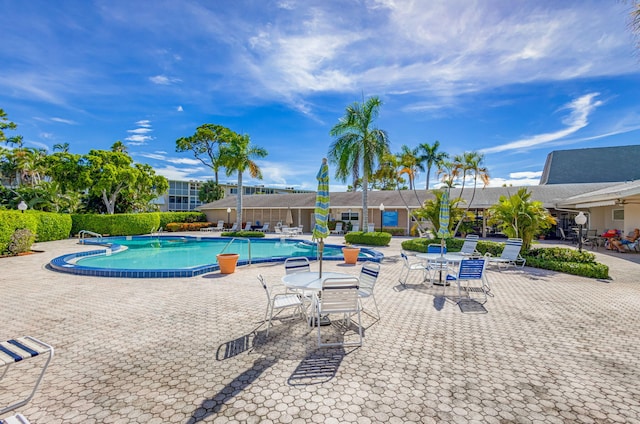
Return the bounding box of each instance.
[312,158,330,277]
[437,189,451,254]
[285,208,294,226]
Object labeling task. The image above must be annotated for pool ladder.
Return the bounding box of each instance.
[220,237,252,265]
[78,230,103,242]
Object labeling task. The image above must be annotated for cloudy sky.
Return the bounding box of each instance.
[1,0,639,191]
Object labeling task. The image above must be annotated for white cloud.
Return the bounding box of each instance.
[136,120,151,127]
[154,165,207,180]
[126,134,153,145]
[149,75,181,85]
[480,93,603,154]
[50,117,76,125]
[128,127,152,134]
[177,105,183,112]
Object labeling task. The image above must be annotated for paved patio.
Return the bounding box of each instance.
[1,234,639,423]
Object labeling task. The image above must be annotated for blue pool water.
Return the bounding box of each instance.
[49,235,383,278]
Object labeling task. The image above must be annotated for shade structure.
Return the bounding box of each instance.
[285,208,294,226]
[312,158,330,277]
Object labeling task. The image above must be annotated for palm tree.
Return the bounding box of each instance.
[329,96,390,232]
[452,151,490,236]
[111,141,128,153]
[418,141,448,190]
[397,145,422,190]
[53,142,70,153]
[220,133,267,227]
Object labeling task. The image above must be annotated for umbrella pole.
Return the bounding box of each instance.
[318,239,324,278]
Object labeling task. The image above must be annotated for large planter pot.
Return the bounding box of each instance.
[342,247,361,265]
[217,253,239,274]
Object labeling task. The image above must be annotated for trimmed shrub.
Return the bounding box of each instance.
[159,212,206,227]
[34,212,72,242]
[71,213,160,236]
[220,231,265,238]
[165,222,212,232]
[0,211,39,255]
[344,231,392,246]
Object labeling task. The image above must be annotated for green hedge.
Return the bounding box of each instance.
[344,231,392,246]
[166,222,211,232]
[71,213,160,236]
[34,212,72,242]
[220,231,265,238]
[0,211,39,254]
[159,212,206,227]
[523,247,609,279]
[401,238,505,256]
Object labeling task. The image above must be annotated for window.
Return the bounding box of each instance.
[341,212,359,221]
[612,209,624,221]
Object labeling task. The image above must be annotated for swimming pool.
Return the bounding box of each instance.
[49,235,383,278]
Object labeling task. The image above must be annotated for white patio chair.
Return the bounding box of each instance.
[445,258,490,304]
[351,223,360,232]
[331,222,344,235]
[243,222,252,231]
[1,413,31,424]
[358,262,380,319]
[399,252,428,286]
[229,222,238,231]
[257,275,304,337]
[257,223,270,232]
[284,257,311,274]
[315,277,363,347]
[484,238,526,270]
[213,220,225,231]
[367,223,375,233]
[0,336,54,418]
[451,235,480,256]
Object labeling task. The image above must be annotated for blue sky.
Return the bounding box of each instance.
[1,0,639,192]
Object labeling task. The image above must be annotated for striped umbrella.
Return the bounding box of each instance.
[437,190,451,255]
[312,158,330,276]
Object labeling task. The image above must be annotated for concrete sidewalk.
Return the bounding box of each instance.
[1,233,639,423]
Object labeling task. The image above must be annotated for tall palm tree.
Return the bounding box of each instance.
[418,141,448,190]
[220,133,267,226]
[329,96,390,232]
[397,145,422,190]
[111,140,128,153]
[452,151,490,236]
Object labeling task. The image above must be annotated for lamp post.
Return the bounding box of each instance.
[17,201,27,214]
[227,207,231,227]
[379,203,385,232]
[575,211,587,252]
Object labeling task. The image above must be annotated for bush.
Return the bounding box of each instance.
[71,213,160,236]
[165,222,212,232]
[0,211,39,254]
[8,228,36,255]
[159,212,206,227]
[220,231,265,238]
[34,212,72,242]
[380,227,406,236]
[401,237,504,256]
[344,231,391,246]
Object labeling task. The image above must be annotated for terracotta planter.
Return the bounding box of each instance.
[342,247,361,264]
[217,253,239,274]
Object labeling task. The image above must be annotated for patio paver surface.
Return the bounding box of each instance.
[1,234,639,423]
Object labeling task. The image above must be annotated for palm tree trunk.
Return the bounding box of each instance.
[362,175,369,231]
[236,172,243,226]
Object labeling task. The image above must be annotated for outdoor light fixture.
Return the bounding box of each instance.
[17,201,27,213]
[379,203,385,232]
[227,207,232,226]
[575,211,587,252]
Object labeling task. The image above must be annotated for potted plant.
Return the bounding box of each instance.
[217,253,239,274]
[342,244,361,264]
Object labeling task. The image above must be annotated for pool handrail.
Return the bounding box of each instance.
[219,237,252,266]
[79,230,102,241]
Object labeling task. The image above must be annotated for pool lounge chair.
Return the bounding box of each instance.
[256,223,270,232]
[484,238,526,270]
[331,222,344,235]
[243,222,252,231]
[0,336,54,420]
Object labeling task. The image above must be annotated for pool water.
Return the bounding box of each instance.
[49,235,383,278]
